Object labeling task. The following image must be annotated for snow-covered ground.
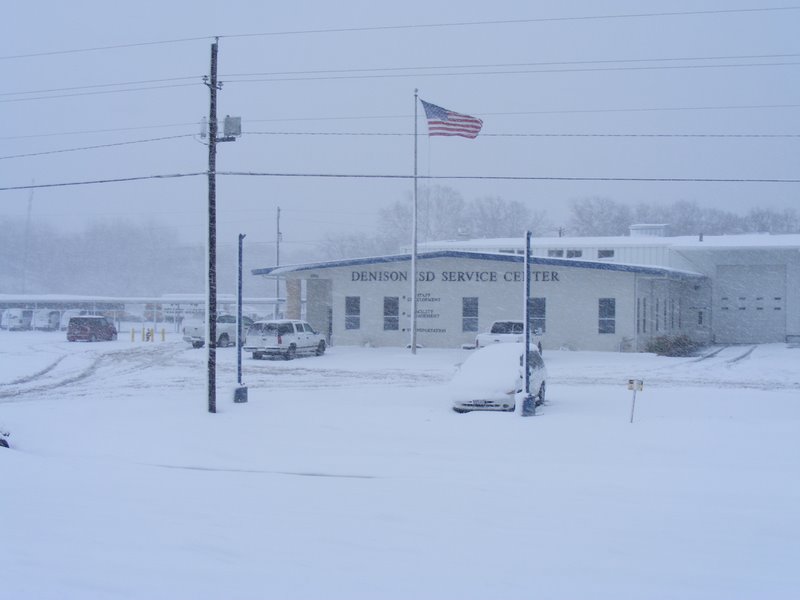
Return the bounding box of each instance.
[1,331,798,599]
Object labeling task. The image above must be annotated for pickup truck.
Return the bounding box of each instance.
[475,320,543,353]
[182,314,254,348]
[244,319,326,360]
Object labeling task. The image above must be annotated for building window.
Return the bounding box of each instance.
[655,299,660,332]
[599,298,616,334]
[345,296,360,330]
[462,297,478,332]
[636,298,641,334]
[528,297,546,334]
[642,298,647,333]
[383,297,399,330]
[547,249,564,257]
[597,249,615,259]
[566,249,583,258]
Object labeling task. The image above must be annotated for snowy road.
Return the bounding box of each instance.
[1,331,799,599]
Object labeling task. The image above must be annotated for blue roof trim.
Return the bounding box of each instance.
[253,251,705,279]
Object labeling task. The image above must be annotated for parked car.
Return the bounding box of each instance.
[182,314,254,348]
[475,320,543,353]
[244,319,326,360]
[450,342,547,413]
[66,316,118,342]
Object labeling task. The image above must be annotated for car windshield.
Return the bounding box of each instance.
[491,321,523,334]
[70,318,102,327]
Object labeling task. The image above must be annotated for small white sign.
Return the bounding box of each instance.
[627,379,644,391]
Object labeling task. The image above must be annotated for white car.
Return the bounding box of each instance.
[450,342,547,413]
[475,320,543,353]
[244,319,326,360]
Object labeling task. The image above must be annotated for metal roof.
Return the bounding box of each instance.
[253,250,705,279]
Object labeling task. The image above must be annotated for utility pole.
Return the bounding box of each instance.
[204,39,220,414]
[275,206,281,319]
[202,39,239,413]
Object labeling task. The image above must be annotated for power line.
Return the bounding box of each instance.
[0,173,205,191]
[245,131,800,139]
[220,6,800,39]
[6,58,796,106]
[0,82,200,104]
[6,103,797,142]
[6,51,791,100]
[2,6,797,61]
[0,135,195,161]
[219,171,800,184]
[0,122,199,141]
[0,75,202,98]
[3,170,798,192]
[244,103,800,124]
[223,52,800,79]
[224,60,800,85]
[0,36,213,60]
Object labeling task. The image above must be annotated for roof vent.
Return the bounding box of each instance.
[629,223,669,237]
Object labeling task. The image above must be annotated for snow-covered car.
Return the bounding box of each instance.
[475,320,543,353]
[182,314,254,348]
[450,342,546,413]
[244,319,326,360]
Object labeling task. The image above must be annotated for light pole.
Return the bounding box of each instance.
[234,233,248,403]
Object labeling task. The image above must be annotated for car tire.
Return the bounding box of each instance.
[315,340,326,356]
[284,345,296,360]
[0,438,8,449]
[453,407,468,414]
[536,382,546,406]
[252,352,263,360]
[192,341,204,349]
[218,334,230,347]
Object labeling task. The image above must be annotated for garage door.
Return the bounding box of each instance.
[714,265,786,343]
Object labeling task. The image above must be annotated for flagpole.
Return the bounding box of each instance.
[411,88,419,354]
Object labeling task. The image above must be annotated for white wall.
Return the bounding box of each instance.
[288,256,661,351]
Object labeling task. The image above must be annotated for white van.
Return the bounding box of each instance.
[1,308,32,331]
[32,309,61,330]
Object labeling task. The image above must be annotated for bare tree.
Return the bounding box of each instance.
[568,197,633,236]
[743,207,800,233]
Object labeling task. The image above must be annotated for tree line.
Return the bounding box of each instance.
[3,189,797,295]
[317,187,800,259]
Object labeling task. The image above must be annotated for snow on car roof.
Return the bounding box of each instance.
[449,343,528,398]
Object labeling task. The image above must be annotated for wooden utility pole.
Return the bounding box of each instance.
[205,39,220,413]
[203,39,238,413]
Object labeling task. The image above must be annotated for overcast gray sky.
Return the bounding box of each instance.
[2,1,798,264]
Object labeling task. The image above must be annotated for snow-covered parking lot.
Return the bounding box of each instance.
[1,330,799,599]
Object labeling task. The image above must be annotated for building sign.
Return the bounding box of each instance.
[351,270,560,283]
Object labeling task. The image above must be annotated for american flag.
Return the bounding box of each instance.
[420,99,483,139]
